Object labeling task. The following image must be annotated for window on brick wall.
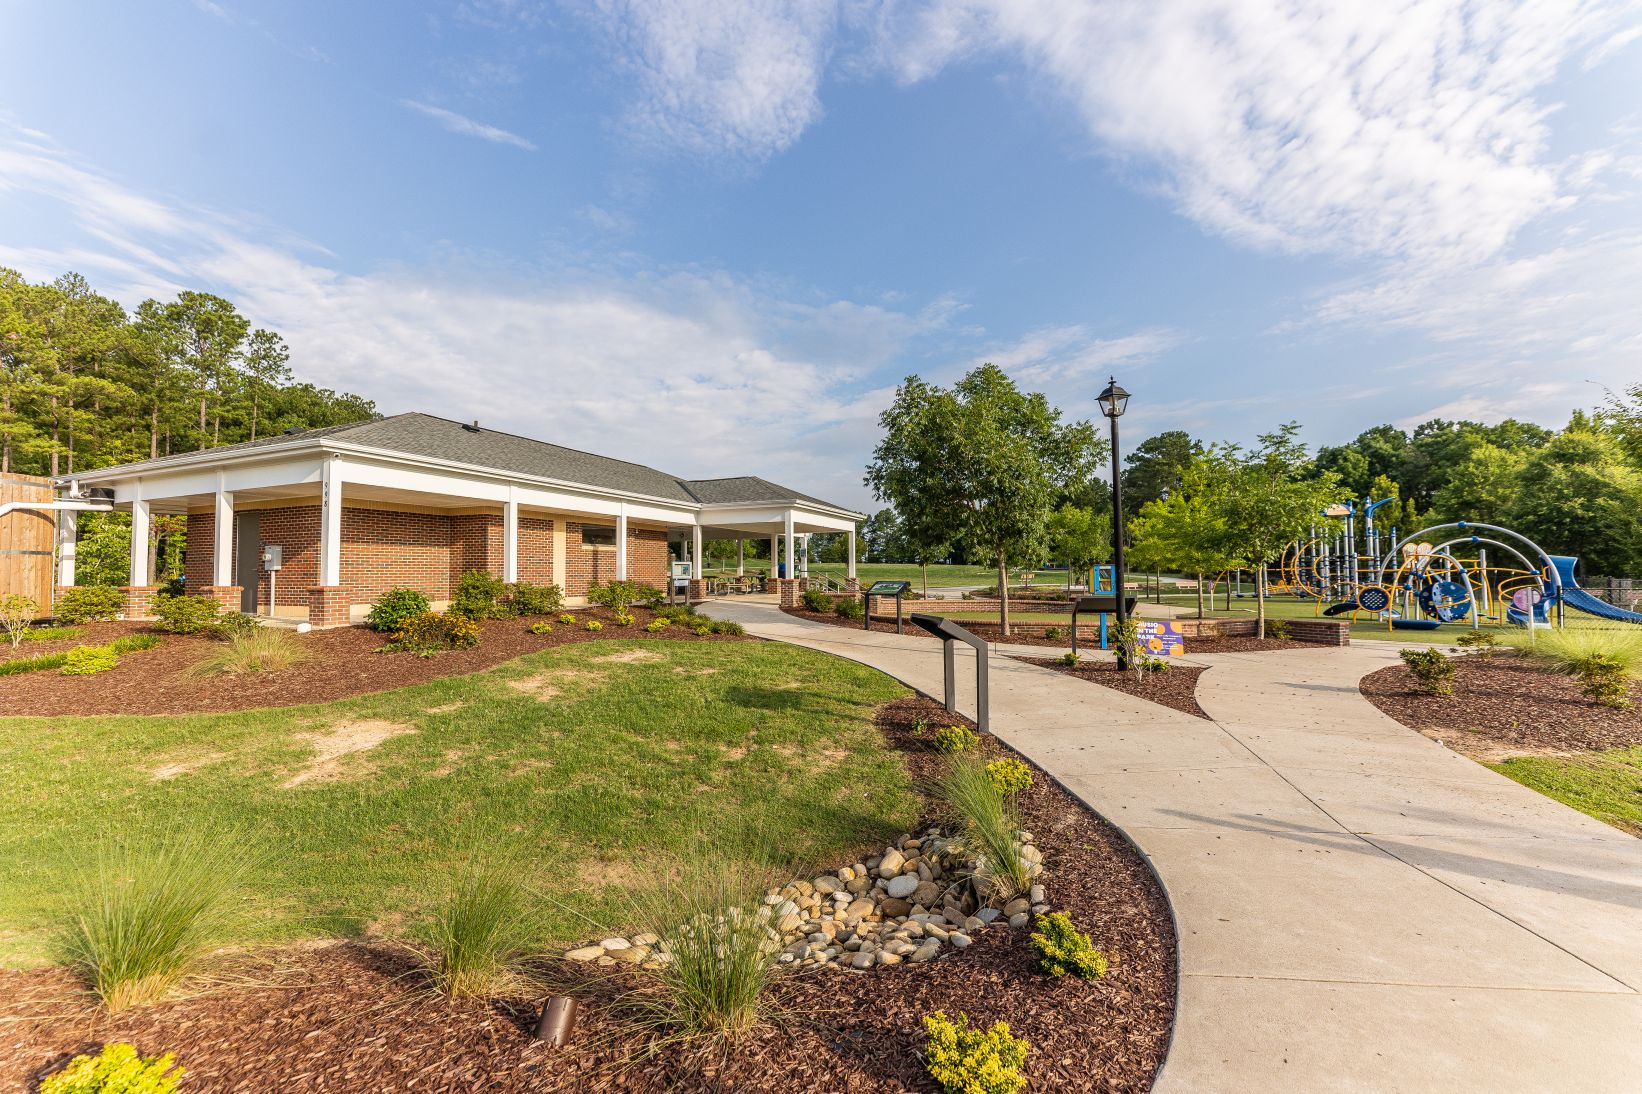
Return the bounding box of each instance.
[581,525,616,547]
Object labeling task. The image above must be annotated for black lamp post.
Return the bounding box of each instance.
[1097,377,1130,664]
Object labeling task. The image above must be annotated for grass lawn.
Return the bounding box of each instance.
[1489,747,1642,836]
[0,641,916,966]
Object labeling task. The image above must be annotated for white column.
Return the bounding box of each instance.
[129,495,150,587]
[691,523,704,578]
[615,503,628,581]
[847,527,856,580]
[503,492,519,583]
[213,479,234,587]
[783,511,795,579]
[319,457,342,587]
[737,539,744,576]
[57,511,78,587]
[769,536,778,576]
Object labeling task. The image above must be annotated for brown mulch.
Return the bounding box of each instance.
[1173,634,1309,653]
[1360,653,1642,758]
[1022,658,1210,720]
[0,607,747,717]
[0,696,1177,1093]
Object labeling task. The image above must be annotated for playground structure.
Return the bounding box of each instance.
[1273,502,1642,633]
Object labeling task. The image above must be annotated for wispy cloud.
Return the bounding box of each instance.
[401,100,537,150]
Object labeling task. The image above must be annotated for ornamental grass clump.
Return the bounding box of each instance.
[187,628,310,676]
[59,831,258,1013]
[938,754,1032,898]
[923,1010,1029,1094]
[420,860,539,998]
[628,858,783,1040]
[1029,911,1108,979]
[39,1042,184,1094]
[1400,647,1455,697]
[1507,627,1642,709]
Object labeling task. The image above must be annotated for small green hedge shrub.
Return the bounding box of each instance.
[1454,630,1500,656]
[1029,911,1108,979]
[450,570,508,620]
[801,589,834,613]
[613,612,636,626]
[39,1042,184,1094]
[151,594,221,635]
[529,621,554,635]
[933,724,979,754]
[1400,647,1455,696]
[711,619,745,636]
[507,581,562,617]
[646,618,668,633]
[366,588,430,633]
[986,758,1033,796]
[834,597,865,620]
[1059,651,1079,666]
[382,612,479,655]
[62,644,119,675]
[586,580,660,614]
[1265,619,1291,640]
[923,1011,1029,1094]
[55,585,125,624]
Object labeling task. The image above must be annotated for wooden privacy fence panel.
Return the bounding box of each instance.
[0,473,56,611]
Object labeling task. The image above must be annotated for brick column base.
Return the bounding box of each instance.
[308,586,352,628]
[845,577,861,592]
[773,578,803,608]
[687,579,708,603]
[120,586,160,620]
[200,585,243,612]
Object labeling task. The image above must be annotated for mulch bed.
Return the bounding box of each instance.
[1172,634,1309,654]
[1361,653,1642,757]
[1021,658,1210,720]
[0,607,747,717]
[0,697,1177,1092]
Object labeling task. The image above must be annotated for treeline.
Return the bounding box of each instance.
[0,269,376,477]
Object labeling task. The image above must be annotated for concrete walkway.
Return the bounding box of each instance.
[704,601,1642,1093]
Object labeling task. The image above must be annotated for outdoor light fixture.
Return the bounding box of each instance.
[1099,377,1131,664]
[1097,378,1130,419]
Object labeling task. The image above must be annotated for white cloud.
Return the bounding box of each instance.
[571,0,839,159]
[402,100,537,150]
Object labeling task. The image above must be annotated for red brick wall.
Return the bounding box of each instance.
[518,517,555,584]
[341,508,457,607]
[628,526,669,588]
[185,511,216,592]
[565,522,669,596]
[449,513,503,586]
[257,506,321,609]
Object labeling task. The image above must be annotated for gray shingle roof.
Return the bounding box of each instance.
[72,413,855,513]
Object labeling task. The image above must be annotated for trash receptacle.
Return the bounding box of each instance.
[777,563,787,579]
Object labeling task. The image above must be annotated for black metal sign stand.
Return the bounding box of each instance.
[909,613,989,734]
[1070,594,1139,655]
[863,580,912,634]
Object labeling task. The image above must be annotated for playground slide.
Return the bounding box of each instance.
[1551,555,1642,624]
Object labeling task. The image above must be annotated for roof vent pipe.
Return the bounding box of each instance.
[463,420,482,433]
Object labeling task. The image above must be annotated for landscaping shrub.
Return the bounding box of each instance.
[530,621,554,635]
[1,593,38,650]
[629,858,783,1038]
[1574,654,1633,709]
[586,620,604,632]
[383,611,478,656]
[38,1042,184,1094]
[450,569,508,620]
[151,593,222,635]
[445,613,480,648]
[1143,656,1169,674]
[0,651,70,676]
[421,860,538,998]
[1029,911,1108,980]
[1454,630,1501,657]
[365,587,429,633]
[506,580,563,617]
[834,597,865,620]
[1400,648,1455,697]
[59,831,256,1012]
[933,724,979,754]
[710,619,745,636]
[645,619,668,633]
[693,624,712,636]
[587,580,660,615]
[214,611,259,639]
[62,645,119,675]
[1265,619,1291,641]
[801,589,834,613]
[613,611,636,626]
[558,613,576,625]
[55,585,124,624]
[1508,626,1642,682]
[1059,651,1079,667]
[1043,625,1062,641]
[188,629,310,676]
[986,758,1033,796]
[922,1010,1029,1094]
[938,754,1032,897]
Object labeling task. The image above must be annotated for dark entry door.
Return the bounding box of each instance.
[235,512,260,613]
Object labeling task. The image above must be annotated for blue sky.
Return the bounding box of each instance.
[2,0,1640,508]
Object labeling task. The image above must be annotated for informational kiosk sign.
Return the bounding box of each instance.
[1069,594,1139,654]
[909,613,989,734]
[863,580,912,634]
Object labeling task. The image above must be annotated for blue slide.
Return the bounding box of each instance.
[1551,555,1642,624]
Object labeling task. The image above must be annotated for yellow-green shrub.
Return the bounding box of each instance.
[1029,911,1108,979]
[645,619,667,633]
[39,1043,183,1094]
[933,724,979,754]
[923,1011,1029,1094]
[585,620,604,632]
[986,758,1033,796]
[530,621,554,635]
[62,644,119,675]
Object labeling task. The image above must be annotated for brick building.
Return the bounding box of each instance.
[57,414,860,626]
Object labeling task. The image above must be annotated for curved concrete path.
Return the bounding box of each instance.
[704,601,1642,1093]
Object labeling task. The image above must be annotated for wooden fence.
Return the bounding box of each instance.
[0,473,56,611]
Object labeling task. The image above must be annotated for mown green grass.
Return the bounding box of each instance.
[1488,747,1642,836]
[0,641,915,966]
